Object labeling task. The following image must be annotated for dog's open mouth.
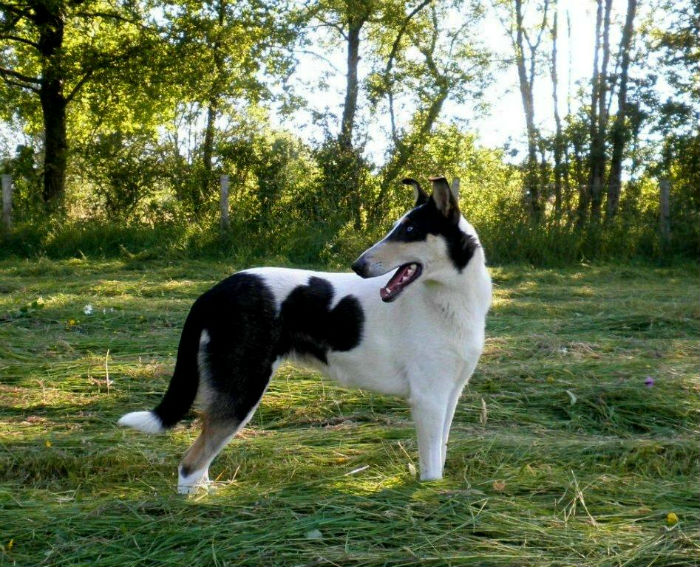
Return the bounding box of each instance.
[380,263,423,302]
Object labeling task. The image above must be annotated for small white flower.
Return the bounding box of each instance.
[83,304,94,315]
[305,529,323,540]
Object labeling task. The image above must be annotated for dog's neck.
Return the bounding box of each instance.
[423,248,490,317]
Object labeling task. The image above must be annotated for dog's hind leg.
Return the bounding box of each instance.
[178,416,241,493]
[177,349,279,494]
[177,376,273,494]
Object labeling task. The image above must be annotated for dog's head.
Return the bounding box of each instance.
[351,176,480,302]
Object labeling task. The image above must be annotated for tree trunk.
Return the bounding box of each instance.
[588,0,612,223]
[34,0,67,208]
[659,178,671,250]
[200,0,227,216]
[606,0,637,221]
[199,98,218,214]
[337,11,368,230]
[514,0,542,221]
[580,0,601,227]
[339,20,362,149]
[550,1,563,218]
[40,81,67,207]
[562,7,573,219]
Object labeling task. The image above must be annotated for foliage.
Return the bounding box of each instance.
[1,144,43,221]
[75,131,166,218]
[1,0,699,262]
[314,137,374,230]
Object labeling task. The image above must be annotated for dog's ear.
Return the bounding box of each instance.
[450,178,460,201]
[429,176,460,222]
[402,178,429,207]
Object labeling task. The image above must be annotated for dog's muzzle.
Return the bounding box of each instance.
[351,256,372,278]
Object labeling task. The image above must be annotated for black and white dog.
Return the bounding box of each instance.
[119,176,492,493]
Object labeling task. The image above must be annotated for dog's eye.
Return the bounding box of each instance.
[405,225,414,233]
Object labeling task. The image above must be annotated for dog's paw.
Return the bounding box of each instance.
[177,481,211,495]
[419,473,444,482]
[177,467,210,495]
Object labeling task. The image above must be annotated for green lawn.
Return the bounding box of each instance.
[0,258,698,566]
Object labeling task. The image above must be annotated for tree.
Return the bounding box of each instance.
[337,1,373,150]
[302,0,446,229]
[371,0,491,221]
[0,0,154,210]
[163,0,298,215]
[548,0,566,217]
[652,0,699,104]
[605,0,637,221]
[508,0,549,221]
[586,0,612,223]
[304,0,379,150]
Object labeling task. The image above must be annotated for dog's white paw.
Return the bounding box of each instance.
[177,481,211,495]
[177,467,210,494]
[419,472,443,482]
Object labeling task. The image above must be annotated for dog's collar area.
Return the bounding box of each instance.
[380,263,423,302]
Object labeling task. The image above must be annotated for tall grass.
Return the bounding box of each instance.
[0,214,692,267]
[0,259,697,566]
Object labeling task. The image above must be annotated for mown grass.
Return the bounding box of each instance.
[0,258,698,566]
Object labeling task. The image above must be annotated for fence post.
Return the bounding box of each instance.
[220,174,230,230]
[659,178,671,249]
[1,174,11,231]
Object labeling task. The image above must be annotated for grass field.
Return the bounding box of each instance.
[0,257,698,566]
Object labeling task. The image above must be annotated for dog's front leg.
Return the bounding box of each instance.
[411,393,449,481]
[440,360,478,468]
[440,381,464,469]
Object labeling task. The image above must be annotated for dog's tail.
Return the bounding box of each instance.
[118,305,204,434]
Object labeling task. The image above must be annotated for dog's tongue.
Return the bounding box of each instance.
[380,263,420,302]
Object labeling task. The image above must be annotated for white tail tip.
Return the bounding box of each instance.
[118,411,164,434]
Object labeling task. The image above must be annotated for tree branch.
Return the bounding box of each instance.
[310,16,347,41]
[384,0,433,77]
[0,33,39,49]
[531,0,550,53]
[295,48,342,73]
[0,2,32,20]
[1,75,39,92]
[73,10,143,26]
[65,69,93,103]
[381,0,433,145]
[388,88,399,146]
[0,65,40,84]
[64,42,147,103]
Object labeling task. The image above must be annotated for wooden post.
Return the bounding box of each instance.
[659,178,671,249]
[220,174,230,230]
[1,174,11,230]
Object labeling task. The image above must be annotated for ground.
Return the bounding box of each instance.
[0,258,698,566]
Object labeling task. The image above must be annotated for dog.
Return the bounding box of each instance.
[118,176,492,493]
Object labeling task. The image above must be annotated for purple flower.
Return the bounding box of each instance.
[644,376,655,387]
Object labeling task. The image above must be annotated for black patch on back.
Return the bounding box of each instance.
[277,276,364,363]
[169,272,364,427]
[192,273,281,421]
[386,198,478,271]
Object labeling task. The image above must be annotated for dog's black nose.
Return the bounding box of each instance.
[352,257,369,277]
